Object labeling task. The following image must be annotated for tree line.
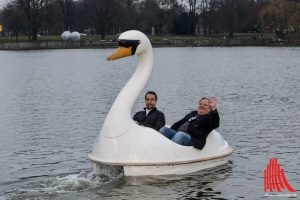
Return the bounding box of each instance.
[0,0,299,41]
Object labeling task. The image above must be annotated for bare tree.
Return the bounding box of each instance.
[260,0,300,33]
[138,0,160,33]
[2,0,297,39]
[199,0,209,35]
[207,0,222,35]
[178,0,199,34]
[18,0,49,41]
[57,0,73,31]
[179,0,198,13]
[83,0,121,39]
[1,0,27,41]
[219,0,237,38]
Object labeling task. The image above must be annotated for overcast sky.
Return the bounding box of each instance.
[0,0,8,8]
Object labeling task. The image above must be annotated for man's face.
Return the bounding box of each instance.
[145,94,157,109]
[197,99,210,115]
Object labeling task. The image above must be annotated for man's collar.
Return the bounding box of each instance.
[144,107,157,111]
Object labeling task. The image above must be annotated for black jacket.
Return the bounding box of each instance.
[170,109,219,149]
[133,107,166,131]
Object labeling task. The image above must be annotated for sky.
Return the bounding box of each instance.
[0,0,7,9]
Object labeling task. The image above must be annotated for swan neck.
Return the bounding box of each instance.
[101,48,153,137]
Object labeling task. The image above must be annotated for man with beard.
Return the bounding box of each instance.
[159,97,219,150]
[133,91,166,131]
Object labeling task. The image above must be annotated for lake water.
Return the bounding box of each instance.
[0,47,299,199]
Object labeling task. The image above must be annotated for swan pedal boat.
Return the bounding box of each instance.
[88,30,233,176]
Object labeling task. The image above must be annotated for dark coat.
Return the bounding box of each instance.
[133,107,166,131]
[170,109,220,149]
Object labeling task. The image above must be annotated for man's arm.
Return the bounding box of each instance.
[153,112,166,131]
[209,97,219,129]
[133,111,144,124]
[209,109,220,129]
[171,111,196,130]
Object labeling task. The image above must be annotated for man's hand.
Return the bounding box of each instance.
[209,97,217,111]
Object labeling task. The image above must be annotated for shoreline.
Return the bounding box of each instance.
[0,39,299,50]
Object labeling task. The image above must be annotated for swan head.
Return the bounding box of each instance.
[107,30,151,60]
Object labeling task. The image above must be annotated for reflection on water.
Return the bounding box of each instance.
[119,164,233,200]
[0,47,299,199]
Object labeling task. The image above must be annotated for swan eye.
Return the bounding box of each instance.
[118,39,141,55]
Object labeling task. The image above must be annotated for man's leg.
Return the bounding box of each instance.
[171,131,192,146]
[159,127,177,140]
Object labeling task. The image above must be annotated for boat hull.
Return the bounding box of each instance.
[90,155,230,176]
[88,128,233,176]
[123,155,230,176]
[89,147,232,176]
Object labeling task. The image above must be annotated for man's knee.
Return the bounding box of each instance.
[159,127,168,133]
[172,132,191,146]
[159,127,174,139]
[172,133,184,144]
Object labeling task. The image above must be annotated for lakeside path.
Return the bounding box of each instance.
[0,38,299,50]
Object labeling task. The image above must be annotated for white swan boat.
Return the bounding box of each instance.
[88,30,233,176]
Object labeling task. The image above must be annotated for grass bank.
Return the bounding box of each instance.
[0,33,299,50]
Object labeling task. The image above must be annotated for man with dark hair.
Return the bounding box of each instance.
[133,91,166,131]
[159,97,219,150]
